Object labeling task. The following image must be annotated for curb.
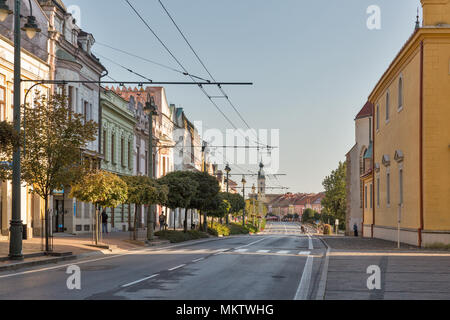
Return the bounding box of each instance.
[0,254,77,272]
[315,236,331,300]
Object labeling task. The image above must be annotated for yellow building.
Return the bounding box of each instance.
[364,0,450,246]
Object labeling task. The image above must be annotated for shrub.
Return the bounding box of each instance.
[323,224,332,235]
[246,223,258,234]
[155,230,209,243]
[208,222,230,237]
[260,219,267,231]
[229,223,250,235]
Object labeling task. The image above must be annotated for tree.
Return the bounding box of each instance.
[70,170,128,245]
[0,121,20,180]
[21,93,98,252]
[321,161,347,226]
[122,175,168,240]
[208,192,231,226]
[158,171,199,233]
[189,171,220,232]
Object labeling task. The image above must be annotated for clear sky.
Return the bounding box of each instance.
[68,0,421,193]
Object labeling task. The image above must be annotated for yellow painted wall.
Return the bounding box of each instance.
[371,46,421,230]
[422,37,450,230]
[362,177,373,225]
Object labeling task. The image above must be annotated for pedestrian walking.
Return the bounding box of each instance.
[159,213,166,231]
[102,210,109,234]
[353,223,358,237]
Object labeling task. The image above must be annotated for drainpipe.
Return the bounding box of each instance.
[419,40,424,247]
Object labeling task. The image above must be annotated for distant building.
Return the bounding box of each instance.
[345,101,373,236]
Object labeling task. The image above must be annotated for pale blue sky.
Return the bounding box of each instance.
[68,0,421,193]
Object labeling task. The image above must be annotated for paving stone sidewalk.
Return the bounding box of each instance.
[319,237,450,300]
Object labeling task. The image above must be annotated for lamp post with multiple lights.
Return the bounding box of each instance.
[143,95,158,242]
[241,176,246,227]
[1,0,41,260]
[224,163,231,225]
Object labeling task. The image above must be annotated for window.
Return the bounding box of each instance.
[376,105,380,130]
[386,91,390,121]
[365,186,368,208]
[111,133,115,164]
[68,86,74,112]
[387,173,391,206]
[136,146,140,173]
[370,184,373,209]
[0,86,5,121]
[83,101,88,123]
[145,151,148,175]
[120,137,125,167]
[398,77,403,110]
[377,178,380,207]
[128,141,131,169]
[399,169,403,205]
[103,129,107,156]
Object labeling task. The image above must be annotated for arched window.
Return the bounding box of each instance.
[386,91,390,121]
[398,77,403,110]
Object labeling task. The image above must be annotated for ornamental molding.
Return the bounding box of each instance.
[382,155,391,167]
[394,150,404,163]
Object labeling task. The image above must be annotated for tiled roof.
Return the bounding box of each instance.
[355,101,373,120]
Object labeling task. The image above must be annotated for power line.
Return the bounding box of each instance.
[157,0,265,147]
[94,52,153,82]
[124,0,257,148]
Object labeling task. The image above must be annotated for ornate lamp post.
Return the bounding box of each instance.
[143,95,158,242]
[224,163,231,225]
[4,0,41,260]
[251,184,256,225]
[241,176,246,227]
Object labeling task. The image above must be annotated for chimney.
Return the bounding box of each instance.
[421,0,450,26]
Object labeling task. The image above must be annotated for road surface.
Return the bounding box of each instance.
[0,222,326,300]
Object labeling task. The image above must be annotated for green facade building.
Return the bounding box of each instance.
[100,88,136,232]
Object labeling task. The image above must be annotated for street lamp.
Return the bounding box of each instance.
[251,184,256,225]
[8,0,41,260]
[0,0,12,22]
[241,176,246,227]
[224,164,231,225]
[143,95,158,242]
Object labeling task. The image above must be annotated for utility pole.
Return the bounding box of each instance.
[144,96,158,242]
[241,176,246,227]
[224,164,231,225]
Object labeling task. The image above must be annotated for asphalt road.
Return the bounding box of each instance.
[0,222,326,300]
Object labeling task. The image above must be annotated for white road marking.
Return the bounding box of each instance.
[277,250,290,254]
[234,249,249,253]
[257,250,270,253]
[0,237,226,279]
[192,258,205,263]
[298,251,311,255]
[308,235,313,250]
[294,255,314,300]
[121,274,159,288]
[235,237,267,249]
[168,264,186,271]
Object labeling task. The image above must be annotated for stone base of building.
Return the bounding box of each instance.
[363,224,450,246]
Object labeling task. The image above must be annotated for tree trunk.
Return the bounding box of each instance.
[133,204,138,240]
[147,205,155,241]
[44,196,50,252]
[95,204,99,245]
[184,208,188,233]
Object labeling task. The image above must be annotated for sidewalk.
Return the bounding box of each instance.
[318,236,450,300]
[0,230,170,272]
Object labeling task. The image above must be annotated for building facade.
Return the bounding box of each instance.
[100,88,136,232]
[345,102,373,236]
[364,0,450,246]
[0,0,51,239]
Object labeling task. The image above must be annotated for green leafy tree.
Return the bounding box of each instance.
[0,121,20,181]
[122,175,168,240]
[158,171,199,233]
[70,170,128,244]
[209,193,231,226]
[321,161,347,227]
[20,93,98,251]
[189,171,220,231]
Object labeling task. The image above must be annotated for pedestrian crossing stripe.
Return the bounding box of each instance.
[231,249,311,256]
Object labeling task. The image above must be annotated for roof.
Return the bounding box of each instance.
[355,101,373,120]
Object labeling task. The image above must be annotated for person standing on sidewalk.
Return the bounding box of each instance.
[159,213,166,231]
[102,210,109,234]
[353,223,358,237]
